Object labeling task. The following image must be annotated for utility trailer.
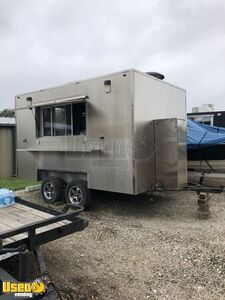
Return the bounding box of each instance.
[15,69,187,207]
[0,197,88,299]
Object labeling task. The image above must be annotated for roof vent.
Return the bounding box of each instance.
[146,72,165,80]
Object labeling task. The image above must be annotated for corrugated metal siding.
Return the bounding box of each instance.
[0,127,15,177]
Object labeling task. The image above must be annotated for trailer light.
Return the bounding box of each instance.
[104,80,111,93]
[26,97,33,109]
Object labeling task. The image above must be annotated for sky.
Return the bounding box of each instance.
[0,0,225,112]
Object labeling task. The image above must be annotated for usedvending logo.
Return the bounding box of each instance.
[0,279,46,298]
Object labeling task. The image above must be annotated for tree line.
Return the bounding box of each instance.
[0,109,15,118]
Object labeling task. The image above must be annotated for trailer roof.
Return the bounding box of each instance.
[0,117,15,126]
[15,69,186,99]
[188,111,225,116]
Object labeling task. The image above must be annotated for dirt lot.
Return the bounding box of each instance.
[3,189,225,300]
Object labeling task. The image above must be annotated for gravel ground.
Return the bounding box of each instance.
[2,189,225,300]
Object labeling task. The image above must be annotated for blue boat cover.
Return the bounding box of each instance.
[187,119,225,149]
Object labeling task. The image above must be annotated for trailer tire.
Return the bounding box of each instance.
[65,179,90,208]
[41,177,63,204]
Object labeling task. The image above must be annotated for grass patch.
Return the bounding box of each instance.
[0,177,39,191]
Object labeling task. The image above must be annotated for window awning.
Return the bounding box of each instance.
[32,95,87,107]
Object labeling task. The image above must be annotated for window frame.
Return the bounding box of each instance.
[39,102,86,137]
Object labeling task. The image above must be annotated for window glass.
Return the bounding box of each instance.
[73,102,86,135]
[42,108,51,136]
[41,102,86,137]
[52,105,71,136]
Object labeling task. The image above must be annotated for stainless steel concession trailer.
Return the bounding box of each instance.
[15,69,187,207]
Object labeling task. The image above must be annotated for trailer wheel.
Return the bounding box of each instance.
[65,179,90,208]
[41,177,63,204]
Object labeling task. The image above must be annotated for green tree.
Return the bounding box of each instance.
[0,109,15,118]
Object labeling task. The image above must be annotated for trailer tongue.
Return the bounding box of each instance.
[0,197,88,299]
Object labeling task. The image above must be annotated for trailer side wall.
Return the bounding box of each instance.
[133,71,186,193]
[16,71,134,194]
